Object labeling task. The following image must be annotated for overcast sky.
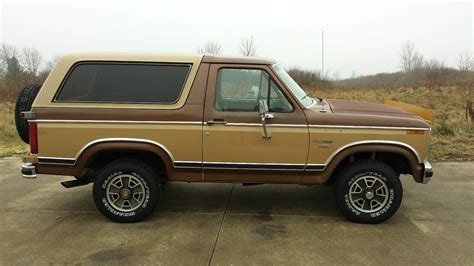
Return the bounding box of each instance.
[0,0,472,78]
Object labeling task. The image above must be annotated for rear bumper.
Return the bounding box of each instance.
[21,163,37,179]
[422,161,433,184]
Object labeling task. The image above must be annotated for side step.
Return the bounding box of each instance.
[61,178,90,188]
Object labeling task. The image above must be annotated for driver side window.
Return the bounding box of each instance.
[215,68,293,113]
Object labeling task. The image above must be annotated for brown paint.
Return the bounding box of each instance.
[31,55,430,185]
[305,108,430,128]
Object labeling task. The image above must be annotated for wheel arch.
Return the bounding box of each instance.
[75,138,175,179]
[320,141,424,184]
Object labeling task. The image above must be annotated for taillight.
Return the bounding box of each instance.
[29,123,38,154]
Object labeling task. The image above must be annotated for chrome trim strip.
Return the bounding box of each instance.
[174,161,202,168]
[202,161,305,171]
[174,161,309,171]
[208,122,307,128]
[309,125,430,131]
[305,164,326,171]
[30,119,203,125]
[30,119,428,131]
[38,157,76,165]
[203,161,305,166]
[75,138,176,162]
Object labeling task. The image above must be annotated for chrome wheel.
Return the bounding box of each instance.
[348,175,389,213]
[106,174,146,212]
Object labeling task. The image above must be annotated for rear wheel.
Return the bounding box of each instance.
[93,159,160,223]
[334,160,402,224]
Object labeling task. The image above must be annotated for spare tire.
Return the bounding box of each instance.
[15,84,42,143]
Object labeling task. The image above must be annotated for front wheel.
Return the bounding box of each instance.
[93,159,160,223]
[335,160,403,224]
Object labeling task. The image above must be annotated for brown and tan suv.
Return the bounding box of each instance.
[15,53,433,223]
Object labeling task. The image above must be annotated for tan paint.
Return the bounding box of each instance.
[26,53,433,185]
[203,124,308,164]
[307,128,430,165]
[37,122,202,162]
[33,53,203,109]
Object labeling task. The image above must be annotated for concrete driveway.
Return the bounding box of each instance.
[0,158,472,265]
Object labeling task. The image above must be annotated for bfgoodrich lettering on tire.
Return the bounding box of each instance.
[335,160,402,224]
[93,159,160,223]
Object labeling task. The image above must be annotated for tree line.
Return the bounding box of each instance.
[0,39,472,103]
[0,44,60,102]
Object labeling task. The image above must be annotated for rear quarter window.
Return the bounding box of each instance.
[55,63,191,104]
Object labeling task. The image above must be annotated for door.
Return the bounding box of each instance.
[202,64,309,183]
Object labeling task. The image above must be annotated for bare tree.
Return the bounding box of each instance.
[0,44,23,81]
[400,41,424,72]
[457,51,474,71]
[197,41,222,55]
[412,53,425,70]
[351,70,357,79]
[0,43,18,74]
[239,36,257,56]
[0,43,19,62]
[21,47,42,75]
[39,55,61,80]
[45,55,60,72]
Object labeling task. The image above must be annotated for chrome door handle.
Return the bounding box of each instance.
[207,119,227,125]
[264,113,274,119]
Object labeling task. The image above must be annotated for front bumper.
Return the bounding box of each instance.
[21,163,37,179]
[422,161,433,184]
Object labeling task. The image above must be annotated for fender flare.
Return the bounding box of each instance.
[304,142,423,184]
[75,138,175,174]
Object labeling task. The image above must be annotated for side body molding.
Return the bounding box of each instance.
[37,138,178,178]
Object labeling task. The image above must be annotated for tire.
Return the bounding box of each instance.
[334,160,403,224]
[93,159,160,223]
[14,84,42,143]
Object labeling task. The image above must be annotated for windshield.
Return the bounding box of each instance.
[273,64,314,108]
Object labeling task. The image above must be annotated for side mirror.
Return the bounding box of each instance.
[258,99,269,116]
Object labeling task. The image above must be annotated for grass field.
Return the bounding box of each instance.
[0,86,472,160]
[0,102,28,157]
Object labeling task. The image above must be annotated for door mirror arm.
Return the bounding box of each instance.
[259,100,272,139]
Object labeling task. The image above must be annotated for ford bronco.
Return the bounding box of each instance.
[15,53,433,223]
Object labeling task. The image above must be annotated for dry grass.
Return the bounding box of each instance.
[0,102,28,157]
[306,86,474,161]
[0,86,472,161]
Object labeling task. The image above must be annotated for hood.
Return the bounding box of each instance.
[326,99,419,119]
[304,99,431,129]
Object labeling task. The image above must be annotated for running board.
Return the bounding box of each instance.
[61,178,90,188]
